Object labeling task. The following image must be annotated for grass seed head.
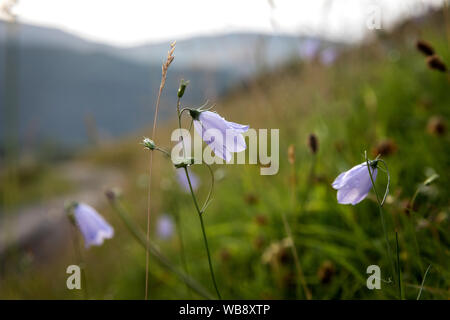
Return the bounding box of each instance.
[288,144,295,164]
[308,133,319,154]
[426,54,447,72]
[427,115,447,136]
[416,40,435,56]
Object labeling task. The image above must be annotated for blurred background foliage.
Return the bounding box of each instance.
[0,7,449,299]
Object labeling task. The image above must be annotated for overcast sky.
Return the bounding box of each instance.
[3,0,446,47]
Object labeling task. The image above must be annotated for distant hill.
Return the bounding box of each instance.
[115,33,327,76]
[0,21,333,152]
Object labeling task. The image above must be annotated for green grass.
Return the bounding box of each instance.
[0,11,449,300]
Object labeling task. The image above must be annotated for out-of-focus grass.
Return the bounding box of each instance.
[0,162,74,210]
[1,11,449,299]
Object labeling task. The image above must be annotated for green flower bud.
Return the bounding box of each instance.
[142,137,156,150]
[189,108,201,120]
[177,79,189,98]
[424,174,439,186]
[369,159,379,169]
[64,201,78,224]
[173,157,195,168]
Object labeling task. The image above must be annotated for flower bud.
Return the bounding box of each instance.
[426,55,447,73]
[287,144,295,164]
[427,115,446,136]
[105,188,122,201]
[188,108,201,120]
[371,139,397,157]
[423,173,439,186]
[307,133,318,154]
[142,137,156,150]
[416,40,435,56]
[64,201,78,224]
[317,260,335,284]
[177,79,189,98]
[173,157,195,168]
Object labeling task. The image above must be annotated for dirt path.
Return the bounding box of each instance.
[0,162,124,258]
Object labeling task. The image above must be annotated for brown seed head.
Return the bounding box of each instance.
[253,236,265,250]
[427,116,447,136]
[317,260,336,284]
[244,193,259,205]
[219,248,231,262]
[426,55,447,73]
[308,133,319,154]
[416,40,435,56]
[254,214,268,226]
[288,144,295,164]
[371,139,398,157]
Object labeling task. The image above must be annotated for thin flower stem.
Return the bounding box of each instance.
[144,41,175,300]
[377,160,390,206]
[106,192,214,299]
[183,167,222,299]
[365,153,396,288]
[417,264,432,300]
[70,224,89,300]
[174,210,192,297]
[279,210,312,300]
[409,187,421,211]
[405,186,424,273]
[154,147,170,157]
[395,231,403,299]
[286,153,311,300]
[201,163,215,213]
[176,91,221,299]
[177,98,187,155]
[407,178,437,273]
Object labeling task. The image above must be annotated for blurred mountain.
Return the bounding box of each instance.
[0,21,329,153]
[115,33,321,76]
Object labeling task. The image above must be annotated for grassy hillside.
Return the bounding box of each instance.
[0,10,449,299]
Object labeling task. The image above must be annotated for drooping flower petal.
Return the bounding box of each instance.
[332,163,367,190]
[73,203,114,248]
[332,162,377,205]
[193,111,248,162]
[225,120,249,133]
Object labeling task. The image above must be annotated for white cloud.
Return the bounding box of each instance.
[7,0,446,46]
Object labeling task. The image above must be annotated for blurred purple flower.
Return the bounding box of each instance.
[73,203,114,248]
[192,110,249,162]
[177,167,199,192]
[299,39,320,60]
[332,163,377,205]
[320,47,338,65]
[157,214,174,239]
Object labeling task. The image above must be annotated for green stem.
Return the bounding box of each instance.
[417,264,432,300]
[279,210,312,300]
[174,210,192,297]
[70,224,89,299]
[395,231,403,299]
[409,187,421,211]
[183,167,222,299]
[177,98,188,157]
[201,164,215,213]
[408,181,432,273]
[106,193,214,300]
[365,156,396,287]
[176,92,220,299]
